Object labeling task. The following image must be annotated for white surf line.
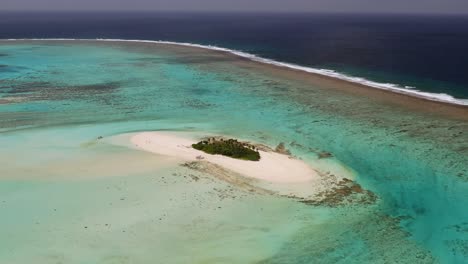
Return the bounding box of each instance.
[3,38,468,106]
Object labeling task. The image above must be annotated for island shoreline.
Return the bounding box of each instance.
[129,131,322,184]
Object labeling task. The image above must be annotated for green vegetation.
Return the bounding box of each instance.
[192,138,260,161]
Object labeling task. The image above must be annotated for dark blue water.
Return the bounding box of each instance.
[1,12,468,100]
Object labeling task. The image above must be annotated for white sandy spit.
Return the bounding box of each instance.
[130,131,319,183]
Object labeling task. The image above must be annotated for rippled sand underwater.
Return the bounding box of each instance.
[0,41,467,263]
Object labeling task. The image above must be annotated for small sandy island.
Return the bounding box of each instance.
[117,131,370,203]
[131,132,319,183]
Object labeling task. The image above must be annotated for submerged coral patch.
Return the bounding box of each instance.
[299,178,377,207]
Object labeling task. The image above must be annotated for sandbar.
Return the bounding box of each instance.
[130,131,319,183]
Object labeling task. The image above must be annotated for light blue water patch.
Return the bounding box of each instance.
[0,41,466,263]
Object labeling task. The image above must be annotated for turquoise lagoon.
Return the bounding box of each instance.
[0,41,467,263]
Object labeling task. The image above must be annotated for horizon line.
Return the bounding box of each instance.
[1,10,468,16]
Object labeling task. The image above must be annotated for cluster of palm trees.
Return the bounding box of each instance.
[202,137,258,151]
[192,137,260,161]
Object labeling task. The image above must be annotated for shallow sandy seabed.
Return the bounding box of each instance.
[0,40,466,263]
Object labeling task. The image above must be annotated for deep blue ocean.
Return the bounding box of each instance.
[1,12,468,101]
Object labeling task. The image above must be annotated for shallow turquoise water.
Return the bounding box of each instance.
[0,41,467,263]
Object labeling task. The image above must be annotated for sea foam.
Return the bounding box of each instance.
[4,38,468,106]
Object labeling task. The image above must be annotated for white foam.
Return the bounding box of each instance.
[3,38,468,106]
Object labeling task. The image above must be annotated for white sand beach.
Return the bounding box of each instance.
[130,131,320,183]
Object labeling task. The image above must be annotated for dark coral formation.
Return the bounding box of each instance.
[300,178,377,207]
[275,142,291,155]
[180,161,275,196]
[318,152,333,159]
[257,211,435,264]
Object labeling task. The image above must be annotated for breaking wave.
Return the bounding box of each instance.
[5,38,468,106]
